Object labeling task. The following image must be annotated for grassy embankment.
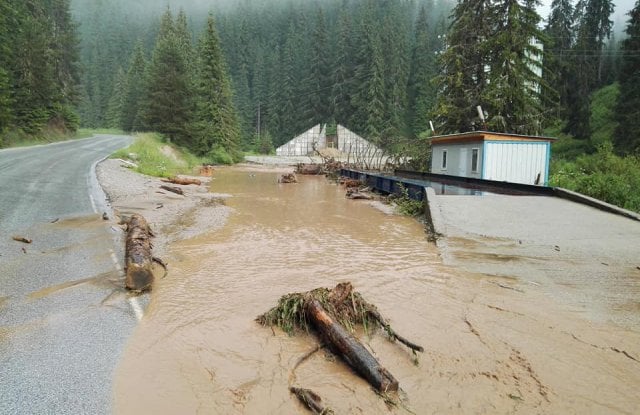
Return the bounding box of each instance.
[547,83,640,213]
[111,132,206,178]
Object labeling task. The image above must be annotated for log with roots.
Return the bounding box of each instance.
[160,184,184,195]
[125,214,154,291]
[161,177,201,186]
[305,297,399,392]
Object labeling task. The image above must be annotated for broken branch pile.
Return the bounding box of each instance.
[258,282,422,402]
[278,173,298,183]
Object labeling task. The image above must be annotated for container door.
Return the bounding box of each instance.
[459,148,468,177]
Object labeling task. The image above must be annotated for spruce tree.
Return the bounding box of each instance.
[0,0,14,134]
[408,6,437,137]
[433,0,493,133]
[332,10,355,128]
[566,0,615,139]
[544,0,574,118]
[141,8,195,146]
[121,42,146,132]
[482,0,546,134]
[105,67,127,129]
[613,0,640,154]
[193,14,241,161]
[308,8,331,126]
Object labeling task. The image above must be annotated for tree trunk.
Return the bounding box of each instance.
[162,177,201,186]
[305,298,399,392]
[125,214,154,291]
[160,185,184,195]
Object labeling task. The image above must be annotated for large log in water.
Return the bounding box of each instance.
[305,298,399,392]
[125,214,154,291]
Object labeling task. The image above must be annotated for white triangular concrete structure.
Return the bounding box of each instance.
[275,124,382,157]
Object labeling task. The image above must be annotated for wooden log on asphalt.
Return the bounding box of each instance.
[125,214,154,291]
[162,177,201,186]
[305,298,399,393]
[160,184,184,195]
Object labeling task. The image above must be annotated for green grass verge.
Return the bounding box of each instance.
[111,132,206,178]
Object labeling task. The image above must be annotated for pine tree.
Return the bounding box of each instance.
[408,6,437,136]
[0,0,15,134]
[432,0,493,133]
[482,0,546,134]
[193,14,241,160]
[121,42,146,132]
[566,0,615,139]
[544,0,574,118]
[332,10,355,127]
[351,2,386,142]
[613,0,640,153]
[105,67,127,128]
[308,8,331,126]
[141,8,195,146]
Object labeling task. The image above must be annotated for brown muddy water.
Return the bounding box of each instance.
[114,167,640,414]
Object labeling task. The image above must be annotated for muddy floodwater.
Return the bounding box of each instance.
[115,166,640,414]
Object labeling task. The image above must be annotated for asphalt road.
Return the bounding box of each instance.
[0,135,142,414]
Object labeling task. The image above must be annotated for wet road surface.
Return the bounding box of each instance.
[0,135,140,414]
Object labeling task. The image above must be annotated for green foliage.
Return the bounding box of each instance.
[589,82,619,147]
[614,0,640,154]
[391,184,425,216]
[550,142,640,212]
[111,132,205,178]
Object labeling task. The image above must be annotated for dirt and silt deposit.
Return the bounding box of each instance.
[98,160,640,414]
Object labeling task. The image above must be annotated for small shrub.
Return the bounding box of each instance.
[391,184,424,216]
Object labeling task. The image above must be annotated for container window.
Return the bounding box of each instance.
[442,150,447,170]
[471,148,479,172]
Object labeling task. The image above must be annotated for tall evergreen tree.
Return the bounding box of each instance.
[308,8,331,125]
[544,0,575,118]
[193,14,241,160]
[566,0,615,139]
[141,8,195,145]
[332,10,355,127]
[482,0,546,134]
[433,0,493,132]
[121,42,146,132]
[613,0,640,154]
[408,6,437,136]
[105,67,127,128]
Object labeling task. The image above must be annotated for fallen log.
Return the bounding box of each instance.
[160,184,184,195]
[162,177,201,186]
[290,387,333,414]
[279,173,298,183]
[296,163,323,175]
[12,236,32,244]
[125,214,154,291]
[305,298,399,392]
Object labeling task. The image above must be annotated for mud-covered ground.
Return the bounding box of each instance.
[98,160,640,414]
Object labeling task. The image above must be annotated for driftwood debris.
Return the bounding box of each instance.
[341,179,362,188]
[258,282,422,396]
[346,188,373,200]
[162,177,202,186]
[199,165,215,176]
[160,184,184,195]
[296,163,323,175]
[125,214,154,291]
[12,236,32,244]
[306,298,399,392]
[279,173,298,183]
[290,387,334,414]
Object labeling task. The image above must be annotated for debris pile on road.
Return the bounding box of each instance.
[257,282,422,412]
[12,236,32,244]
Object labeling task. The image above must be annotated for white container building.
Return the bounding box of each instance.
[430,131,555,185]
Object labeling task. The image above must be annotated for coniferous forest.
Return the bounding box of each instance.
[1,0,640,196]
